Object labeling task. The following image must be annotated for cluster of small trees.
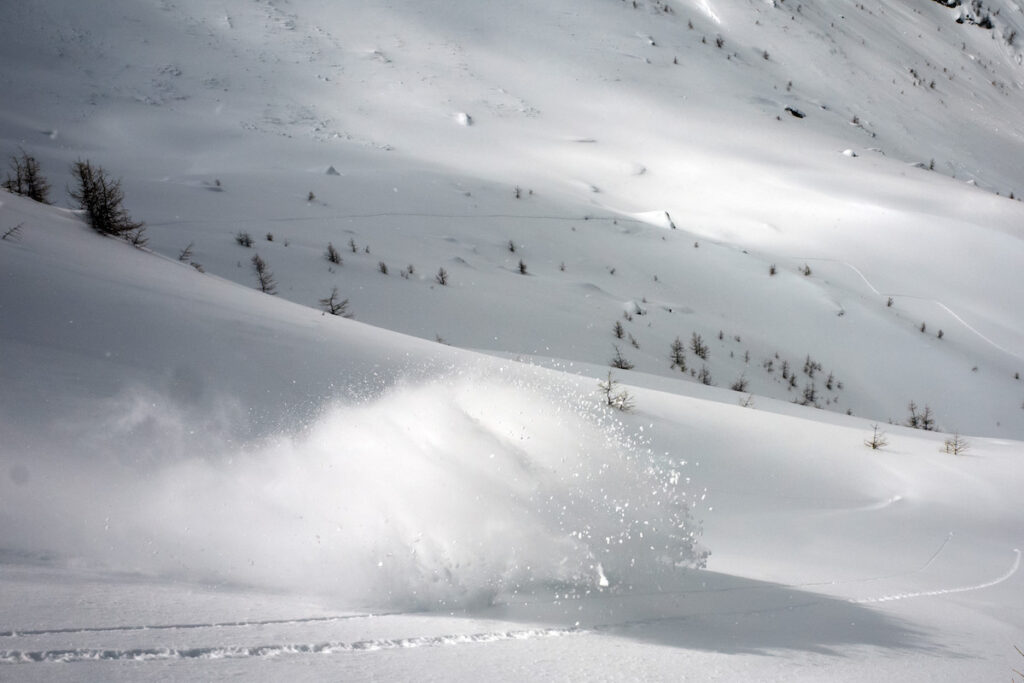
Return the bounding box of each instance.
[606,327,712,378]
[865,422,968,455]
[690,332,709,359]
[225,226,458,309]
[905,401,936,431]
[3,150,144,245]
[69,160,146,244]
[3,149,50,203]
[605,296,859,412]
[610,327,719,384]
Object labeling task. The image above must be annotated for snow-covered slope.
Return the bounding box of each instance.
[2,0,1023,436]
[2,192,1022,680]
[0,191,705,603]
[2,0,1024,679]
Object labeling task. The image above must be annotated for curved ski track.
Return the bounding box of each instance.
[3,544,1019,666]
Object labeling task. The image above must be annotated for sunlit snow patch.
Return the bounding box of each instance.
[697,0,722,24]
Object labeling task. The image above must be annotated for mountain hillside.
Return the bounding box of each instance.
[2,1,1024,680]
[3,0,1023,436]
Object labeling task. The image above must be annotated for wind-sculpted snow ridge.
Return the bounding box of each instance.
[0,365,707,609]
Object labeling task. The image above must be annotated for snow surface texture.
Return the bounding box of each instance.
[1,0,1024,679]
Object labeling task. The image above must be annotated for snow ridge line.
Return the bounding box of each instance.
[0,627,583,665]
[0,612,404,639]
[851,548,1021,604]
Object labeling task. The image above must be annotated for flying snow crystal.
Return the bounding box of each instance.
[0,367,706,609]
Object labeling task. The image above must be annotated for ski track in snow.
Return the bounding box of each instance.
[801,257,1024,363]
[0,612,404,639]
[2,543,1016,667]
[851,548,1021,604]
[846,494,903,513]
[835,261,881,297]
[610,532,955,599]
[794,532,953,590]
[0,627,584,664]
[931,301,1023,361]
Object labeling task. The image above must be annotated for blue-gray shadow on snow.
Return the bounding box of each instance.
[463,568,944,657]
